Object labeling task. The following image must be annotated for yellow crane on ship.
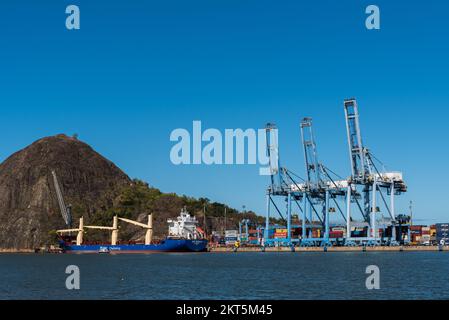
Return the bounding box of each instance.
[57,215,153,246]
[53,169,154,246]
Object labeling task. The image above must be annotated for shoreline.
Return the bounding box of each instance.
[0,249,35,254]
[1,246,448,254]
[209,245,449,253]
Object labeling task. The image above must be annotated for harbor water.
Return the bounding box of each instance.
[1,252,448,300]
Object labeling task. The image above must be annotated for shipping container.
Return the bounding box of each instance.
[274,233,287,239]
[436,224,449,231]
[329,231,344,239]
[352,230,367,237]
[436,227,449,245]
[275,229,288,234]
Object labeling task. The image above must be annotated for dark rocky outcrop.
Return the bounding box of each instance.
[0,134,131,249]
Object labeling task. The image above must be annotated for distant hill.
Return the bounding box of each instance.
[0,134,268,249]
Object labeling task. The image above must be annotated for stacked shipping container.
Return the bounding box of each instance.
[225,230,238,246]
[436,224,449,245]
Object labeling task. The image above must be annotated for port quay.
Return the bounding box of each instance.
[210,245,449,253]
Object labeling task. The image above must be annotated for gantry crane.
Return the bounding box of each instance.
[264,123,305,246]
[343,99,408,246]
[262,99,408,247]
[299,118,348,247]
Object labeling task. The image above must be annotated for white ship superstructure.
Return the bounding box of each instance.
[168,207,203,240]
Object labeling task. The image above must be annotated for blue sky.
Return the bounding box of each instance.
[0,1,448,224]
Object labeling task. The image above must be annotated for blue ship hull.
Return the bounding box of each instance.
[59,238,208,253]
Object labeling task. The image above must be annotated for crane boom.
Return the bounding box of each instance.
[265,123,282,192]
[118,215,153,245]
[265,123,291,195]
[118,217,149,229]
[300,117,324,190]
[84,226,115,230]
[344,99,372,181]
[52,170,72,227]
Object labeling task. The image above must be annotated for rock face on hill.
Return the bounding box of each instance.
[0,134,131,249]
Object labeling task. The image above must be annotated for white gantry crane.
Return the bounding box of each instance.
[343,98,408,246]
[298,117,348,247]
[262,99,409,248]
[264,123,305,246]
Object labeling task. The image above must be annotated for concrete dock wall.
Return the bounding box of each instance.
[210,246,449,253]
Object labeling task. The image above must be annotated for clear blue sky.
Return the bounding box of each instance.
[0,1,448,224]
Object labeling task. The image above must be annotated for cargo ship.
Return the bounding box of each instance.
[57,208,208,253]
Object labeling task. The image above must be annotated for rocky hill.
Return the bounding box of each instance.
[0,134,267,250]
[0,134,131,249]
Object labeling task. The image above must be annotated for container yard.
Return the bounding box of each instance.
[208,221,449,252]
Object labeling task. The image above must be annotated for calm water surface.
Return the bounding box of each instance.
[0,252,448,300]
